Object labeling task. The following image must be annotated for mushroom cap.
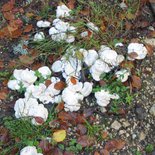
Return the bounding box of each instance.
[37,20,50,28]
[128,43,147,60]
[115,69,130,82]
[80,82,93,97]
[66,35,75,43]
[84,49,98,66]
[20,146,43,155]
[7,79,20,90]
[33,32,45,41]
[38,66,51,79]
[14,98,38,118]
[51,60,63,72]
[86,22,99,32]
[56,4,71,18]
[99,49,118,66]
[53,19,70,32]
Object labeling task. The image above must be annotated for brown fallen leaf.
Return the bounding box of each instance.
[1,1,14,12]
[77,135,94,147]
[34,117,44,124]
[128,52,138,59]
[38,139,52,154]
[131,75,142,89]
[101,131,108,139]
[94,151,100,155]
[56,102,64,112]
[19,55,34,65]
[77,124,87,135]
[54,81,66,90]
[105,139,126,152]
[23,24,33,33]
[67,0,76,9]
[100,149,110,155]
[145,44,154,56]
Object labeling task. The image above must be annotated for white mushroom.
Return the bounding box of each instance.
[66,35,75,43]
[86,22,99,32]
[51,60,63,72]
[20,146,43,155]
[38,66,51,79]
[127,43,147,60]
[56,4,71,18]
[83,49,98,66]
[90,59,111,81]
[95,90,119,107]
[115,69,130,82]
[33,32,45,42]
[37,20,50,28]
[53,19,70,32]
[7,79,20,90]
[80,82,93,97]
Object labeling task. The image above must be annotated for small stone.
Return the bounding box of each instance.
[139,132,146,141]
[100,107,107,113]
[111,120,121,130]
[119,130,126,135]
[123,121,130,128]
[135,107,146,120]
[150,104,155,116]
[132,134,137,139]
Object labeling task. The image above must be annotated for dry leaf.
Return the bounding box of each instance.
[101,131,108,139]
[67,0,76,9]
[145,44,154,56]
[1,1,14,12]
[131,75,142,89]
[19,55,34,65]
[56,102,64,112]
[23,24,33,33]
[128,52,138,59]
[100,149,110,155]
[77,135,94,147]
[53,130,66,142]
[94,151,100,155]
[54,81,66,90]
[70,76,77,85]
[34,117,44,124]
[105,139,126,152]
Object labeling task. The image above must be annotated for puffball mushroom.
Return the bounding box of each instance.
[95,90,119,107]
[56,4,71,18]
[128,43,147,60]
[37,20,50,28]
[115,69,130,82]
[38,66,51,79]
[53,19,70,32]
[14,98,48,125]
[33,32,45,42]
[66,35,75,43]
[20,146,43,155]
[86,22,99,32]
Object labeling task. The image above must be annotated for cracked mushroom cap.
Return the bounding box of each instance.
[56,4,71,18]
[127,43,147,60]
[20,146,43,155]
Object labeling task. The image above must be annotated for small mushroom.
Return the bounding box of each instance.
[37,20,50,28]
[33,32,45,41]
[38,66,51,79]
[20,146,43,155]
[56,4,71,18]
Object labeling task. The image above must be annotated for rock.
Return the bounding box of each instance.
[119,130,126,135]
[132,134,137,139]
[111,120,121,130]
[122,121,130,128]
[150,104,155,116]
[139,132,146,141]
[144,38,155,47]
[135,107,146,120]
[100,107,107,113]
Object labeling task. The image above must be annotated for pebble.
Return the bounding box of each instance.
[150,104,155,116]
[122,121,130,128]
[111,120,121,130]
[119,130,126,135]
[132,134,137,139]
[139,132,146,141]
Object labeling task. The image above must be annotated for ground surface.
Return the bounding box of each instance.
[0,0,155,155]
